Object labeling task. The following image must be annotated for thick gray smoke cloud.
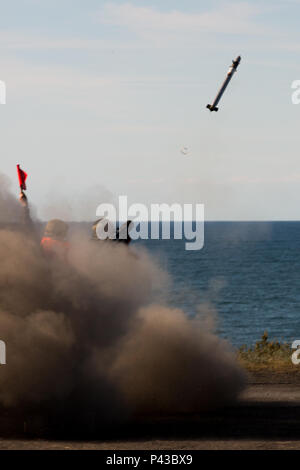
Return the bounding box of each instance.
[0,174,23,223]
[0,176,245,433]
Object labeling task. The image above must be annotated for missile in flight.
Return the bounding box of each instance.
[206,55,241,112]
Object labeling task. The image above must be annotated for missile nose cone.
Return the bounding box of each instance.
[232,55,241,68]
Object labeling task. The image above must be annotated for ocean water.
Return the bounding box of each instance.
[138,222,300,347]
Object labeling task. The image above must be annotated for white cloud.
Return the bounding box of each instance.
[98,2,265,36]
[0,31,143,51]
[0,3,269,56]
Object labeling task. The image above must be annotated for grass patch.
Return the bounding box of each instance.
[238,331,298,371]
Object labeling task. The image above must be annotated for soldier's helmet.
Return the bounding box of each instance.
[91,218,133,244]
[91,218,113,241]
[44,219,69,240]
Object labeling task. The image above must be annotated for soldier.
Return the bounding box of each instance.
[17,165,69,259]
[116,220,133,245]
[91,219,132,245]
[40,219,69,259]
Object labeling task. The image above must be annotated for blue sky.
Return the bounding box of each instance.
[1,0,300,220]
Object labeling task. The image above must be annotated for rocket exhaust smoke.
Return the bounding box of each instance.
[0,177,245,434]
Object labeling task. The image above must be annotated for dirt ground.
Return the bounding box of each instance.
[1,370,300,450]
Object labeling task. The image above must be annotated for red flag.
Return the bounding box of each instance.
[17,164,28,190]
